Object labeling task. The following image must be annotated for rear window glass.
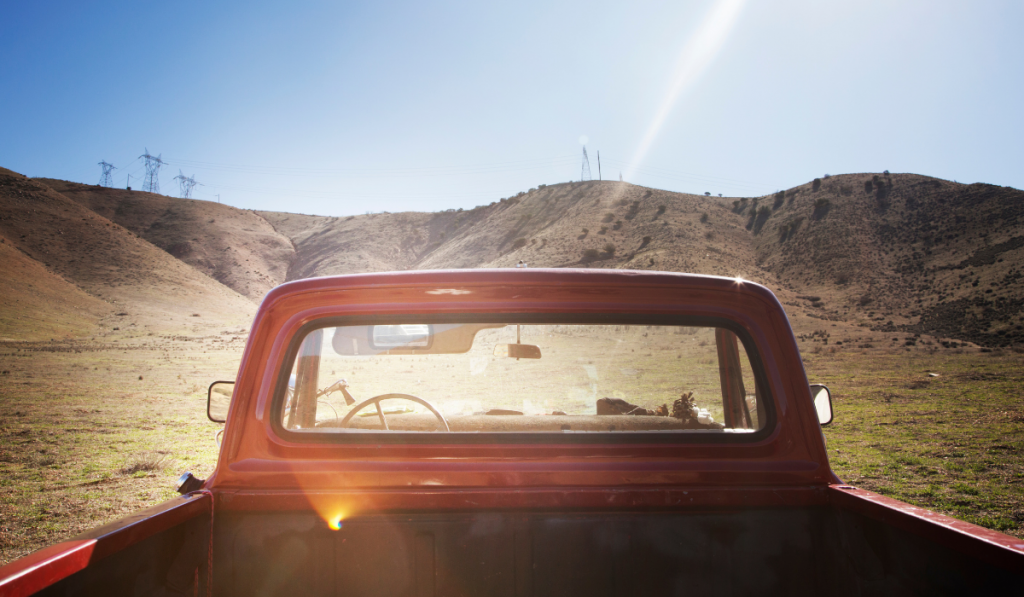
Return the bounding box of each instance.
[277,322,767,436]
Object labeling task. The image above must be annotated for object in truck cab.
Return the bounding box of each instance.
[1,269,1021,597]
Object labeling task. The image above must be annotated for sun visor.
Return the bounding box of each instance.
[331,323,506,356]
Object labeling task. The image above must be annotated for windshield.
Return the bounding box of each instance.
[277,321,766,436]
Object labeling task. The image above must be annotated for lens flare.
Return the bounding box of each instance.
[624,0,747,182]
[328,515,344,531]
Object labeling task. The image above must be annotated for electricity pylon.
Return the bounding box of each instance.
[98,161,116,187]
[581,147,592,182]
[140,148,164,194]
[173,170,199,199]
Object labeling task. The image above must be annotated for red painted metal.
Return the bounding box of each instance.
[210,269,831,494]
[215,485,832,514]
[828,484,1024,572]
[0,493,211,597]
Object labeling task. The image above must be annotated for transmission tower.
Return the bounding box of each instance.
[140,148,164,194]
[581,146,592,182]
[98,161,116,187]
[173,170,199,198]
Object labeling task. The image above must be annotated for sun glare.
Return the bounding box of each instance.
[624,0,747,182]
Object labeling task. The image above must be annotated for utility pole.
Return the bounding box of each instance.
[216,194,220,203]
[98,161,116,187]
[126,173,133,190]
[597,151,602,181]
[140,148,164,194]
[581,146,592,182]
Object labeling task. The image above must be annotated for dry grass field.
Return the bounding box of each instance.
[2,335,1021,565]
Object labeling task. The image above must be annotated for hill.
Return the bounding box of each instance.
[259,176,1023,348]
[38,179,294,301]
[749,173,1024,347]
[4,167,1022,348]
[0,168,256,337]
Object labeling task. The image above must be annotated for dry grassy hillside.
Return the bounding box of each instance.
[9,169,1023,349]
[255,210,440,278]
[0,238,112,341]
[261,181,765,278]
[257,176,1022,349]
[39,179,294,301]
[747,173,1024,347]
[0,168,256,336]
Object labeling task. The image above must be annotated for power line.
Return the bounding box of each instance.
[98,161,116,187]
[162,154,579,178]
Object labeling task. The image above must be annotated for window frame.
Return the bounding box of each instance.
[269,312,777,445]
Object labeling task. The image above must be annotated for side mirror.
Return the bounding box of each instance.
[809,384,833,425]
[207,381,234,423]
[493,343,542,359]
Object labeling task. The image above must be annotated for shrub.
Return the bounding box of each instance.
[603,243,616,256]
[581,228,589,234]
[704,192,711,196]
[641,236,652,246]
[599,226,609,234]
[812,178,821,192]
[752,205,772,234]
[700,212,709,223]
[773,191,785,209]
[865,180,873,194]
[582,248,600,262]
[657,204,666,214]
[812,198,831,220]
[512,237,527,250]
[603,213,615,223]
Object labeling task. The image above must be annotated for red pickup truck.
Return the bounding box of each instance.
[2,269,1022,596]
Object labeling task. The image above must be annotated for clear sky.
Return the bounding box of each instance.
[2,0,1021,216]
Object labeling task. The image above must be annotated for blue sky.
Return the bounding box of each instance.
[2,0,1021,216]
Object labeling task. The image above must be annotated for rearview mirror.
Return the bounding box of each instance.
[493,344,542,359]
[809,384,833,425]
[207,381,234,423]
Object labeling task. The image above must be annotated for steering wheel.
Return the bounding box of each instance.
[339,393,450,431]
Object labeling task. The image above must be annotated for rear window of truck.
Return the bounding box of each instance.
[274,318,770,439]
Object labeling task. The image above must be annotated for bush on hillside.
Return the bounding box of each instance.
[512,237,527,250]
[812,178,822,192]
[582,248,600,262]
[752,206,772,234]
[700,212,709,223]
[812,198,831,220]
[603,243,616,256]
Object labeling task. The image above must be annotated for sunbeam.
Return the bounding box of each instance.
[624,0,747,183]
